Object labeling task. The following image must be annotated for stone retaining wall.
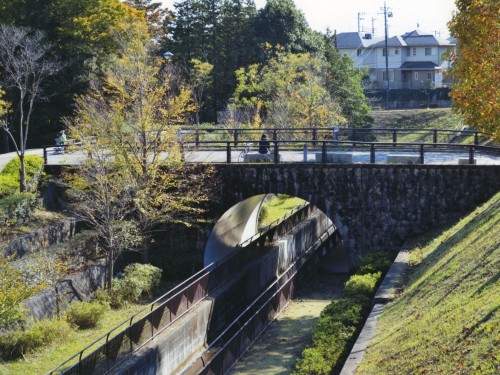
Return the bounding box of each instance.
[24,259,106,319]
[2,218,76,259]
[215,164,500,264]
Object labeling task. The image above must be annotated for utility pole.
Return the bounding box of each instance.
[357,12,365,33]
[380,1,393,109]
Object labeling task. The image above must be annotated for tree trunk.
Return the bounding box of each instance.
[19,153,27,192]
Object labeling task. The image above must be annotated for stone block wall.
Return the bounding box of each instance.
[216,164,500,264]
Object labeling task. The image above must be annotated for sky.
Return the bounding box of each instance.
[161,0,457,39]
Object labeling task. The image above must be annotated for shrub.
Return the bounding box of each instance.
[293,347,331,375]
[65,301,108,329]
[111,263,162,307]
[356,251,393,274]
[0,155,44,198]
[0,192,38,224]
[0,319,71,360]
[1,155,44,177]
[343,272,382,298]
[0,173,19,197]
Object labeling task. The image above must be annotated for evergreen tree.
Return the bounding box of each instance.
[254,0,321,54]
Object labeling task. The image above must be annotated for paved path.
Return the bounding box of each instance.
[1,148,499,171]
[229,272,348,375]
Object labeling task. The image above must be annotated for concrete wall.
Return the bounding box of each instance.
[215,164,500,264]
[115,208,334,374]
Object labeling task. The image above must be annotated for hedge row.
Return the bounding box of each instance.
[293,252,393,375]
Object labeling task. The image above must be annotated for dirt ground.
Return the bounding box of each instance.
[229,270,349,375]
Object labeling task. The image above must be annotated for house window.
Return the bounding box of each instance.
[413,47,417,56]
[415,72,419,80]
[382,48,388,56]
[383,70,394,81]
[395,48,399,55]
[427,72,432,80]
[357,48,362,56]
[425,47,432,56]
[406,48,411,56]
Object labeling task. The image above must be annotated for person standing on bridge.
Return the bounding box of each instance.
[258,133,270,154]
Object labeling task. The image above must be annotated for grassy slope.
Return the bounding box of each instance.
[371,108,493,145]
[0,304,145,375]
[258,195,306,229]
[357,192,500,375]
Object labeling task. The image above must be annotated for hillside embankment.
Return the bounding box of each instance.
[357,192,500,374]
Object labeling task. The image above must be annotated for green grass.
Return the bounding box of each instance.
[0,304,145,375]
[258,195,307,229]
[357,192,500,375]
[370,108,493,145]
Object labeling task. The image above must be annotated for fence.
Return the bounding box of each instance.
[181,139,499,165]
[177,127,483,146]
[48,203,313,375]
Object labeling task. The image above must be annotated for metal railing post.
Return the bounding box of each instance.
[226,142,231,163]
[370,143,375,163]
[274,141,279,164]
[393,130,397,146]
[234,130,238,147]
[469,146,475,164]
[43,147,47,165]
[195,129,199,147]
[273,129,278,142]
[420,144,425,164]
[312,128,317,147]
[321,142,326,164]
[474,132,479,145]
[303,143,308,163]
[433,129,438,146]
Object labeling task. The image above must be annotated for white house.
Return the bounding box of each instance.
[336,30,456,89]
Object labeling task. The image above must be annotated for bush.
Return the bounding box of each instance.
[111,263,162,308]
[0,319,72,360]
[343,272,382,298]
[293,347,331,375]
[0,192,39,224]
[0,173,19,197]
[0,155,44,198]
[65,301,108,329]
[356,251,394,275]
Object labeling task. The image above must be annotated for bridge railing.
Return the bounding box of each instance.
[48,202,314,375]
[181,139,500,165]
[177,127,485,146]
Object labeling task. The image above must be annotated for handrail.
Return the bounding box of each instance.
[48,201,313,375]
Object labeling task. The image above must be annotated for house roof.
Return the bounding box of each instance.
[336,32,383,48]
[402,30,455,46]
[372,35,407,48]
[400,61,441,70]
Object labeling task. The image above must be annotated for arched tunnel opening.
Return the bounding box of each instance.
[204,193,349,272]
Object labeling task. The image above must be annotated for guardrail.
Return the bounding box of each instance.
[48,203,313,375]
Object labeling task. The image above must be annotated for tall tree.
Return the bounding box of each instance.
[448,0,499,141]
[65,35,212,288]
[189,59,214,124]
[232,52,345,129]
[124,0,173,46]
[254,0,321,54]
[0,25,60,191]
